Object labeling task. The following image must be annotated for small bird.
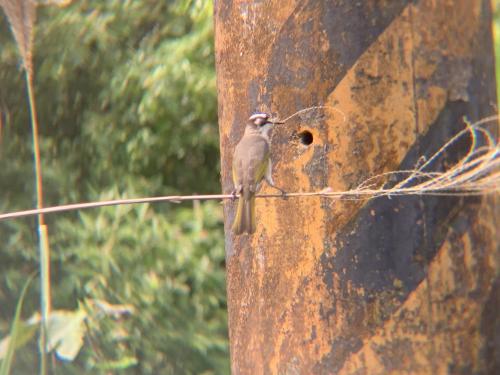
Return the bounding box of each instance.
[232,113,284,234]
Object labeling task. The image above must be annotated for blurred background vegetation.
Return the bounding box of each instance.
[495,1,500,101]
[0,1,498,374]
[0,0,227,374]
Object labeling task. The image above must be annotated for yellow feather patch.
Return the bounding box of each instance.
[254,152,269,182]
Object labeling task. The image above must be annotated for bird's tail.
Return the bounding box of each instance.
[232,193,255,235]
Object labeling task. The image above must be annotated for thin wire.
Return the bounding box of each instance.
[0,194,229,220]
[0,186,497,222]
[277,105,347,124]
[0,117,498,222]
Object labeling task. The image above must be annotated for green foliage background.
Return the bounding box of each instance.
[0,1,228,374]
[495,2,500,104]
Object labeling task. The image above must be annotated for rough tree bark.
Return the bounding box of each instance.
[214,1,498,374]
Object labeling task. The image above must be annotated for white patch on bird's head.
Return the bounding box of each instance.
[248,113,269,124]
[246,113,273,139]
[245,113,274,140]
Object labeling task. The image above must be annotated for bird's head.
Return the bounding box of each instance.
[247,113,274,137]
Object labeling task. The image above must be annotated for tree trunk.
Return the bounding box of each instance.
[214,1,498,374]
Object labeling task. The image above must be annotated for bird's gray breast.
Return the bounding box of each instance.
[233,134,269,187]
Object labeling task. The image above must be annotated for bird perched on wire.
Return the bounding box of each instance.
[232,112,285,235]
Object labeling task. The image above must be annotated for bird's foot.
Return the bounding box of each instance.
[273,186,288,200]
[230,189,237,201]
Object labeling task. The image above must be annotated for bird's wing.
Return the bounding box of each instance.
[253,150,269,183]
[232,162,239,186]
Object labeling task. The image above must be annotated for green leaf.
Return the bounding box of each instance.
[0,317,39,361]
[0,273,36,375]
[46,309,87,362]
[95,356,138,371]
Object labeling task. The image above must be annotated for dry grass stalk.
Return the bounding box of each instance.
[351,116,499,198]
[0,0,36,75]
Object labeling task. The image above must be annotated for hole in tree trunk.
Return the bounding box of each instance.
[298,130,313,145]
